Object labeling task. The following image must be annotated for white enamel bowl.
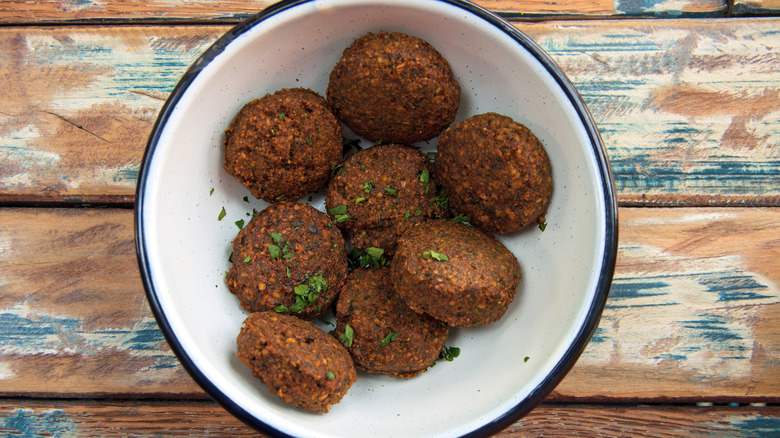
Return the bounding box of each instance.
[135,0,618,436]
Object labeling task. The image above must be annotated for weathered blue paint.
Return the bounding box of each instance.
[701,275,772,302]
[0,307,177,372]
[1,409,76,438]
[682,314,745,343]
[720,415,780,437]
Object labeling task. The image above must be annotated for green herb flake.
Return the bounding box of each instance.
[355,197,366,204]
[440,345,460,362]
[235,219,245,230]
[326,371,335,380]
[306,135,312,144]
[539,221,547,231]
[268,244,281,260]
[380,332,400,347]
[274,305,289,313]
[243,196,249,202]
[218,207,227,221]
[450,214,471,224]
[419,169,430,184]
[363,181,374,193]
[340,324,354,348]
[329,205,348,215]
[286,267,291,278]
[426,151,437,162]
[403,210,411,219]
[383,187,398,196]
[422,250,448,261]
[270,232,283,244]
[278,112,285,121]
[366,247,384,261]
[275,194,285,201]
[433,192,449,210]
[334,214,350,223]
[242,256,252,263]
[414,209,422,216]
[524,356,530,363]
[209,188,214,196]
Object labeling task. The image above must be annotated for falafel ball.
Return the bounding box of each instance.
[434,112,552,234]
[224,87,343,203]
[327,31,460,144]
[326,143,447,256]
[333,267,448,378]
[226,202,348,319]
[237,311,357,413]
[390,219,521,327]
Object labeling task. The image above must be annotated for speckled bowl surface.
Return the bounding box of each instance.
[135,0,618,436]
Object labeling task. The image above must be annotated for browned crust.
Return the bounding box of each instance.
[236,311,357,413]
[226,202,348,319]
[224,87,343,203]
[333,267,449,378]
[327,31,460,144]
[390,219,521,327]
[325,144,447,256]
[435,112,552,234]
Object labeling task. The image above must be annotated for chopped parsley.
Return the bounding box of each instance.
[440,345,460,362]
[380,332,400,347]
[450,213,471,224]
[355,197,366,204]
[287,273,329,313]
[426,151,437,162]
[235,219,245,229]
[403,210,411,219]
[524,356,530,363]
[326,371,335,380]
[329,205,348,215]
[209,187,214,196]
[218,207,227,221]
[268,244,281,260]
[278,112,285,120]
[334,214,350,223]
[274,305,289,313]
[330,163,344,178]
[242,256,252,263]
[243,196,249,202]
[306,135,312,144]
[422,250,449,261]
[363,181,374,193]
[419,169,430,194]
[383,187,398,196]
[347,247,389,270]
[539,221,547,231]
[270,232,283,244]
[433,192,449,210]
[340,324,354,348]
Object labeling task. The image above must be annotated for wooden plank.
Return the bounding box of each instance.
[1,19,777,206]
[0,207,777,400]
[733,0,780,16]
[0,0,728,24]
[0,400,777,436]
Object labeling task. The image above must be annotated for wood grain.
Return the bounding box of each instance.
[0,401,777,437]
[733,0,780,15]
[1,19,777,206]
[0,0,728,24]
[0,207,777,400]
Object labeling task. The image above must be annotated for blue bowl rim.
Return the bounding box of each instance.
[134,0,619,436]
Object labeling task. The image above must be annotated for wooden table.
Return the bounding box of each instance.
[1,0,778,436]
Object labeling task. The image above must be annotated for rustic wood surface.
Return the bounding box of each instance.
[1,19,778,207]
[733,0,780,15]
[0,0,729,23]
[1,208,777,401]
[1,0,778,435]
[0,401,778,437]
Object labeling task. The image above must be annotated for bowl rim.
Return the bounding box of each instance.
[134,0,618,436]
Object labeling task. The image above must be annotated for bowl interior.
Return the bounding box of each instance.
[137,1,615,437]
